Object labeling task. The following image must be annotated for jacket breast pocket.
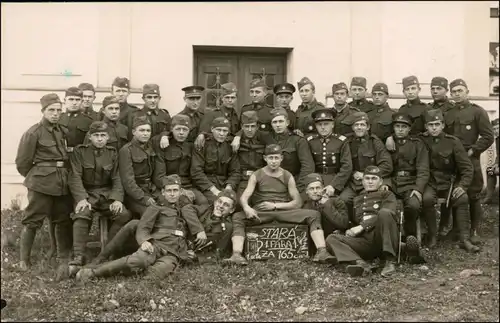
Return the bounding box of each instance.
[436,150,453,169]
[131,154,149,175]
[101,164,113,182]
[156,119,169,133]
[38,139,58,154]
[165,150,182,170]
[459,116,477,142]
[204,150,218,173]
[82,163,96,183]
[360,151,376,168]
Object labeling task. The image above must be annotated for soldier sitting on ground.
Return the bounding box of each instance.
[326,165,420,278]
[222,144,337,266]
[76,175,207,281]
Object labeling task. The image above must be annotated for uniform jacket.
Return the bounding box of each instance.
[82,107,100,121]
[332,104,360,136]
[428,98,454,112]
[85,117,128,151]
[390,137,429,194]
[68,144,123,203]
[58,111,94,150]
[349,98,375,114]
[176,107,205,143]
[295,99,325,135]
[182,203,231,234]
[128,107,172,143]
[153,136,194,189]
[303,197,350,230]
[238,134,266,179]
[118,102,139,136]
[367,103,394,143]
[398,98,430,135]
[200,106,240,137]
[353,189,397,232]
[240,102,275,133]
[15,118,70,196]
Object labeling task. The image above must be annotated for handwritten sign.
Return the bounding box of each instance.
[245,223,310,261]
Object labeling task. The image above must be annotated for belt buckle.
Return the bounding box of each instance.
[56,161,64,167]
[322,167,329,175]
[245,171,254,176]
[174,230,183,237]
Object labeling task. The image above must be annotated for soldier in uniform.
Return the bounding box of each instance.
[340,112,393,215]
[326,166,417,277]
[76,174,207,281]
[443,79,494,244]
[307,108,352,199]
[96,96,129,151]
[419,109,479,253]
[348,77,375,114]
[236,111,266,198]
[15,93,73,279]
[302,173,350,236]
[196,82,240,151]
[153,114,208,206]
[331,82,359,136]
[367,83,394,143]
[389,112,430,244]
[274,82,297,131]
[78,83,100,120]
[67,121,132,270]
[240,78,274,133]
[482,118,499,204]
[191,117,241,204]
[110,77,139,133]
[295,77,325,137]
[119,116,160,218]
[59,87,94,153]
[176,85,205,143]
[222,144,337,266]
[428,76,454,112]
[129,84,172,149]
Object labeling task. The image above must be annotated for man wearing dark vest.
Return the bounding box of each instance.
[331,82,359,136]
[222,144,337,266]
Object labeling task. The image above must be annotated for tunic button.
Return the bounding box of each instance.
[323,147,326,151]
[323,143,326,146]
[322,156,326,159]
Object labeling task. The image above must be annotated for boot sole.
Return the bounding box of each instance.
[319,257,338,265]
[346,265,369,277]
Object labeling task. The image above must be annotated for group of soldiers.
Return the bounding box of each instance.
[14,74,499,281]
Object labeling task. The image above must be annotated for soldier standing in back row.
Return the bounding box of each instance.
[240,78,274,133]
[15,93,73,280]
[295,77,325,137]
[348,77,375,114]
[331,82,359,136]
[78,83,100,121]
[96,96,129,151]
[110,77,139,137]
[273,83,297,131]
[176,85,205,143]
[366,83,394,143]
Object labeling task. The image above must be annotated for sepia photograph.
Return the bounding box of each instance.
[1,1,499,322]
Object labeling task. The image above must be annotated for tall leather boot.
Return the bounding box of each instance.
[19,226,37,271]
[469,199,482,245]
[69,219,89,266]
[55,222,72,281]
[423,208,437,248]
[77,256,128,281]
[455,205,480,253]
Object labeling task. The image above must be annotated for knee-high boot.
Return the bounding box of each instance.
[19,226,37,271]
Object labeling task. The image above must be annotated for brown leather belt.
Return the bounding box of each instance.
[36,161,67,167]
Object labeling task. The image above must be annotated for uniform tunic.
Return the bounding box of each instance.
[176,107,205,143]
[58,111,94,151]
[129,107,172,144]
[199,106,240,137]
[295,99,325,136]
[303,197,350,235]
[349,98,375,114]
[367,103,394,143]
[390,137,429,195]
[240,102,275,133]
[87,117,128,151]
[398,99,430,135]
[237,134,266,197]
[332,104,359,136]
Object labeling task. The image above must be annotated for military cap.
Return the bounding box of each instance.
[312,108,336,122]
[273,83,296,95]
[332,82,349,94]
[392,112,413,126]
[297,77,314,90]
[218,188,237,203]
[492,118,499,126]
[249,78,268,90]
[364,165,382,178]
[221,82,237,96]
[143,83,160,96]
[372,82,389,95]
[112,77,130,89]
[350,111,370,124]
[78,83,95,92]
[88,121,108,135]
[350,77,367,89]
[449,78,468,90]
[182,85,204,98]
[65,87,83,98]
[430,77,448,89]
[102,96,119,109]
[40,93,62,110]
[402,76,419,89]
[304,173,323,188]
[162,174,182,187]
[270,107,289,120]
[171,114,191,129]
[211,117,230,129]
[241,111,258,125]
[264,144,282,155]
[425,109,444,123]
[132,115,151,129]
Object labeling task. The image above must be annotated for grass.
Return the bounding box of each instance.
[1,205,499,322]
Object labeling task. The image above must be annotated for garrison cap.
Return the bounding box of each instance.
[40,93,62,110]
[297,77,314,90]
[372,82,389,95]
[350,77,367,89]
[132,115,151,129]
[221,82,237,96]
[211,117,230,129]
[350,111,370,124]
[218,189,237,204]
[430,77,448,89]
[304,173,323,188]
[143,83,160,96]
[492,118,499,126]
[182,85,204,98]
[273,83,296,95]
[264,144,282,155]
[78,83,95,92]
[112,77,130,89]
[171,114,191,129]
[249,78,268,90]
[402,76,419,89]
[241,111,258,124]
[449,78,468,90]
[270,107,289,120]
[392,112,413,126]
[364,165,382,178]
[102,96,119,109]
[88,121,108,135]
[65,87,83,98]
[162,174,182,187]
[425,109,444,123]
[332,82,349,94]
[312,108,336,122]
